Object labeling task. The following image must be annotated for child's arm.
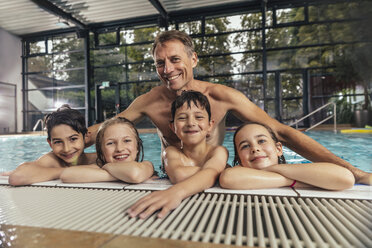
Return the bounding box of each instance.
[219,166,293,189]
[128,146,228,219]
[8,153,65,186]
[164,146,201,183]
[263,163,355,190]
[60,164,117,183]
[103,161,154,184]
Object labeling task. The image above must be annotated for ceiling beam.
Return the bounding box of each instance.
[30,0,87,29]
[148,0,168,19]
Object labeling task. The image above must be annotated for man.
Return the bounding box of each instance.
[87,30,371,185]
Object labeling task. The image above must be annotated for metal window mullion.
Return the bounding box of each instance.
[316,199,367,248]
[297,198,335,247]
[182,193,213,241]
[283,197,315,248]
[96,190,149,233]
[212,194,231,244]
[191,193,218,242]
[170,193,206,240]
[202,194,224,243]
[306,198,352,247]
[255,195,266,247]
[330,199,372,238]
[224,194,238,245]
[262,196,279,248]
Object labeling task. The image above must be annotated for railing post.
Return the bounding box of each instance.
[333,103,337,133]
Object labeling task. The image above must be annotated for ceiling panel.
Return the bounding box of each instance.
[0,0,251,37]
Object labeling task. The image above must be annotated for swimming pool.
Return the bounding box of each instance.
[0,131,371,174]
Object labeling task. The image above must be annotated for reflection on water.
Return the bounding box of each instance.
[0,131,371,174]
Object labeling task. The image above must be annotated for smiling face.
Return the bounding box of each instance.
[48,124,85,166]
[234,124,283,169]
[101,123,138,163]
[154,39,198,92]
[171,101,213,146]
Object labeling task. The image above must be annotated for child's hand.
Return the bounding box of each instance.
[0,171,13,176]
[127,188,183,219]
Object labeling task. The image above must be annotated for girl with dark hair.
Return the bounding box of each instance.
[220,122,355,190]
[60,117,153,184]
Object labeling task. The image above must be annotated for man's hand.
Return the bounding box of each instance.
[357,172,372,185]
[127,188,184,219]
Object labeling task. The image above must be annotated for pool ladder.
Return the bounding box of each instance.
[290,102,337,133]
[33,118,45,133]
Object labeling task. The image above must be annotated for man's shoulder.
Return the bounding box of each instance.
[202,81,242,101]
[135,85,167,102]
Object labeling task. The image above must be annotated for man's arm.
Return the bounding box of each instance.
[85,94,148,147]
[8,153,65,186]
[128,146,228,219]
[221,86,371,184]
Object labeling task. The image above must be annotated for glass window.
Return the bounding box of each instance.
[120,27,160,44]
[127,43,153,62]
[98,31,117,46]
[27,55,53,72]
[197,55,234,76]
[276,7,305,24]
[53,51,85,70]
[92,47,125,66]
[50,35,83,53]
[282,99,303,121]
[29,40,46,54]
[178,20,202,34]
[281,73,303,98]
[94,66,125,85]
[127,63,157,81]
[28,87,85,110]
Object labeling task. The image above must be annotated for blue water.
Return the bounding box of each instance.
[0,131,371,174]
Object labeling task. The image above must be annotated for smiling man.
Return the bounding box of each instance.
[86,30,371,188]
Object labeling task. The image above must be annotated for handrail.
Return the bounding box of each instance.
[33,119,45,132]
[289,102,337,133]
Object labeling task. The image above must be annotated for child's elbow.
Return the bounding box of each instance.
[9,170,29,186]
[330,170,355,190]
[125,169,146,184]
[338,170,355,190]
[219,169,236,189]
[60,170,72,183]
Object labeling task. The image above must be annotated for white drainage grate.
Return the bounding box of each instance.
[0,185,371,247]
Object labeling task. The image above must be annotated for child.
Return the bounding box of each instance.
[60,117,153,183]
[8,105,96,186]
[219,122,355,190]
[128,90,228,219]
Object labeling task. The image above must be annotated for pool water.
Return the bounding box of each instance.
[0,131,371,175]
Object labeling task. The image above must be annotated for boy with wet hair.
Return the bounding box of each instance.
[7,105,96,186]
[129,91,228,219]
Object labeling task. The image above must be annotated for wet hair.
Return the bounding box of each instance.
[152,30,195,57]
[44,104,87,141]
[95,117,144,167]
[233,122,286,166]
[171,90,211,122]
